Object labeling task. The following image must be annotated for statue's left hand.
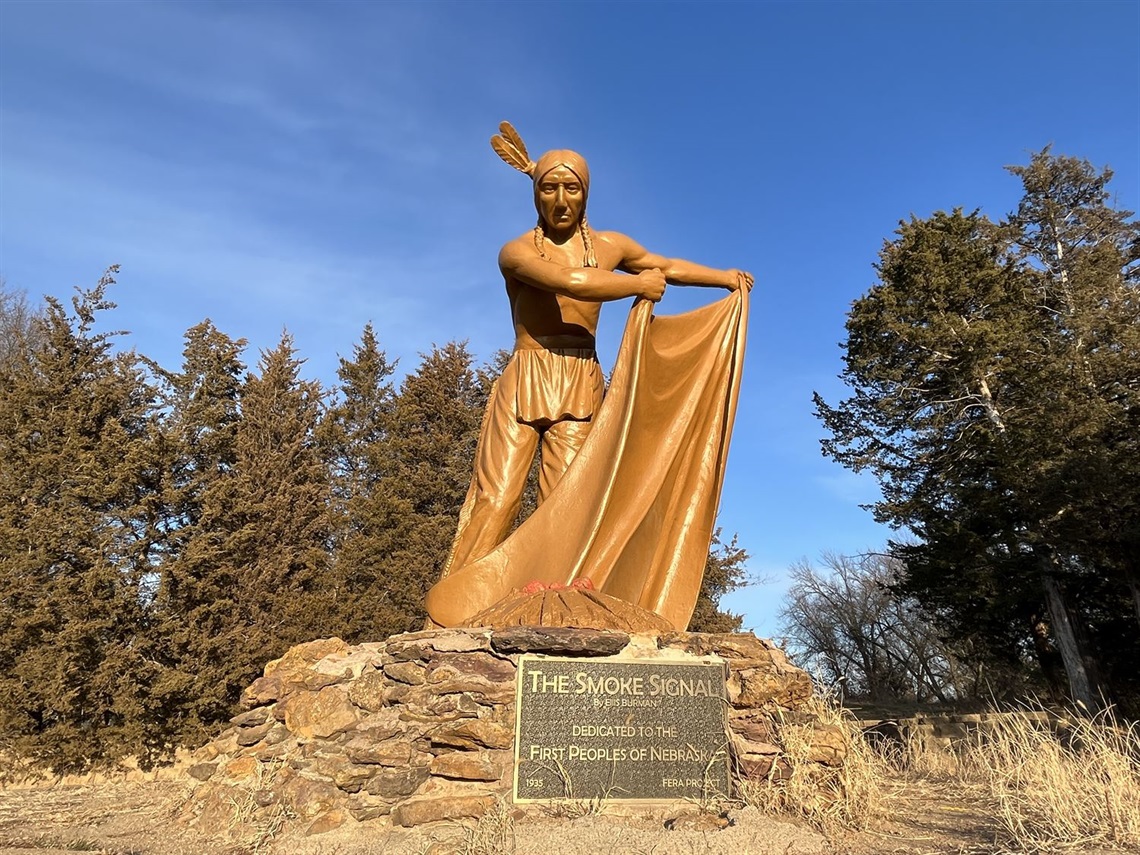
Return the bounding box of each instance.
[726,269,754,292]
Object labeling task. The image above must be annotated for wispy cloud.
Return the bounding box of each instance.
[1,2,535,380]
[11,145,490,363]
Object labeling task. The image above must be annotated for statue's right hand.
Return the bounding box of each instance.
[637,268,666,302]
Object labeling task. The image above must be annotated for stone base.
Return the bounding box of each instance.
[180,628,843,836]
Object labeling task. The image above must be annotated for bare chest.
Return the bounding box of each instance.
[537,232,620,272]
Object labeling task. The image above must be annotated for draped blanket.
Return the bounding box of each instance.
[426,288,749,630]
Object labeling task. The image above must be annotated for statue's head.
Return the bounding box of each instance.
[532,150,590,232]
[490,122,597,266]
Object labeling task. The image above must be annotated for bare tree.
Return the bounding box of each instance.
[0,281,43,370]
[780,551,982,704]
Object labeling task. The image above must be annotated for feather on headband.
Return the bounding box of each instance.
[490,121,536,176]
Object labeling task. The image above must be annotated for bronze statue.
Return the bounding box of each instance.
[426,123,752,630]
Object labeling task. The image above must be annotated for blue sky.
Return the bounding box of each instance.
[2,0,1137,637]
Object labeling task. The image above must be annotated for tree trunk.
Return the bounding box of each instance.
[1028,613,1065,704]
[1124,555,1140,631]
[1041,571,1100,712]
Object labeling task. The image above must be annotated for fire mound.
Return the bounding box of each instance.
[467,584,673,632]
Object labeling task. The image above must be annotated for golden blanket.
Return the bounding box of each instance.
[426,287,749,630]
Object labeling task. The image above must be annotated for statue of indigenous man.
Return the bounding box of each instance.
[425,122,753,631]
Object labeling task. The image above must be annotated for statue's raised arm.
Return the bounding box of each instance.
[607,231,754,291]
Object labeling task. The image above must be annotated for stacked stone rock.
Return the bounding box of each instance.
[858,709,1061,755]
[183,628,846,836]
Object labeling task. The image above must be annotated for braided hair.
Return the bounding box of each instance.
[533,214,598,269]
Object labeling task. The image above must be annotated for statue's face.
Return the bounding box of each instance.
[535,165,585,231]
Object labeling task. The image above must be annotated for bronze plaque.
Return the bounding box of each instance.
[513,656,730,802]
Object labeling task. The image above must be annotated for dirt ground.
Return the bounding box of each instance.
[0,775,1049,855]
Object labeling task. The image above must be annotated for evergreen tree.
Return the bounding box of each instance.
[1002,151,1140,705]
[146,320,248,742]
[815,151,1140,709]
[687,530,748,633]
[364,342,488,635]
[816,208,1049,682]
[151,332,334,731]
[1004,151,1140,630]
[0,268,165,771]
[223,333,335,676]
[318,324,400,641]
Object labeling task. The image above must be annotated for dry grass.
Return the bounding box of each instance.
[883,705,1140,852]
[897,735,971,780]
[740,692,895,835]
[972,707,1140,852]
[212,758,295,852]
[0,748,46,787]
[740,692,1140,852]
[460,797,516,855]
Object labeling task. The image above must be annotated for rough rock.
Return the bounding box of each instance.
[489,626,631,656]
[426,692,483,717]
[391,794,496,827]
[265,638,351,679]
[731,732,781,758]
[387,631,492,661]
[231,707,270,728]
[732,666,813,708]
[429,719,513,750]
[730,713,776,744]
[241,675,283,709]
[354,709,404,739]
[346,669,390,712]
[807,724,849,766]
[345,792,393,820]
[187,762,217,782]
[427,676,515,705]
[364,767,430,799]
[429,750,506,781]
[282,686,359,738]
[426,652,516,683]
[306,754,375,793]
[281,776,341,819]
[311,648,382,682]
[221,756,259,781]
[737,753,792,781]
[384,661,426,685]
[305,808,349,835]
[345,737,425,767]
[235,720,275,746]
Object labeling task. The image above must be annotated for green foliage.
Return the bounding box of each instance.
[180,333,335,719]
[816,149,1140,708]
[147,320,249,744]
[0,268,165,771]
[687,530,747,633]
[358,341,489,636]
[318,323,402,641]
